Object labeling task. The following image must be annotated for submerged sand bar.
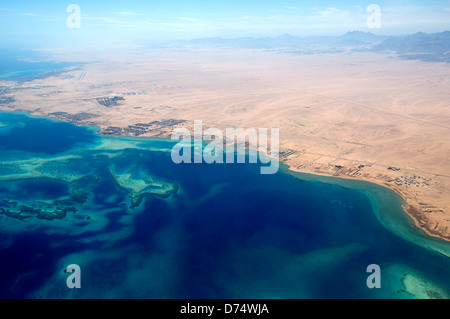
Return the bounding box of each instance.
[1,47,450,241]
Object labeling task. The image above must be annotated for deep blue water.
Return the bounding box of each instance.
[0,112,449,299]
[0,49,74,80]
[0,112,98,155]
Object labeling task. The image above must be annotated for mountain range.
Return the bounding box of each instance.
[155,31,450,63]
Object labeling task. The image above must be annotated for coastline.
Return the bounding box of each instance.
[280,162,450,257]
[105,127,450,254]
[297,165,448,240]
[74,121,450,246]
[1,108,449,254]
[2,114,450,299]
[1,49,450,250]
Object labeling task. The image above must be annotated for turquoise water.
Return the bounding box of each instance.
[0,111,449,299]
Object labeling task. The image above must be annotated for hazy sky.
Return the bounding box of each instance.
[1,0,450,48]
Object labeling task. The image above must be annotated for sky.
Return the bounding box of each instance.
[1,0,450,48]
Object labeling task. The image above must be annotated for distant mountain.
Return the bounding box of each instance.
[173,31,385,49]
[160,31,386,55]
[373,31,450,62]
[152,31,450,63]
[337,31,386,45]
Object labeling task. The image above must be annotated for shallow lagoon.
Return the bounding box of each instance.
[0,112,449,299]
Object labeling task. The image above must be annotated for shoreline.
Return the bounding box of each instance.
[283,163,450,244]
[1,109,449,249]
[1,49,449,248]
[100,126,450,247]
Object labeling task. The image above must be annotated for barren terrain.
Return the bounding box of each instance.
[1,47,450,241]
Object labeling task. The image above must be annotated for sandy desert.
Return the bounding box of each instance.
[1,47,450,241]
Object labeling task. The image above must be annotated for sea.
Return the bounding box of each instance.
[0,111,449,299]
[0,49,74,80]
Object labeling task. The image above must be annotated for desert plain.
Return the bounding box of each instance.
[1,47,450,241]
